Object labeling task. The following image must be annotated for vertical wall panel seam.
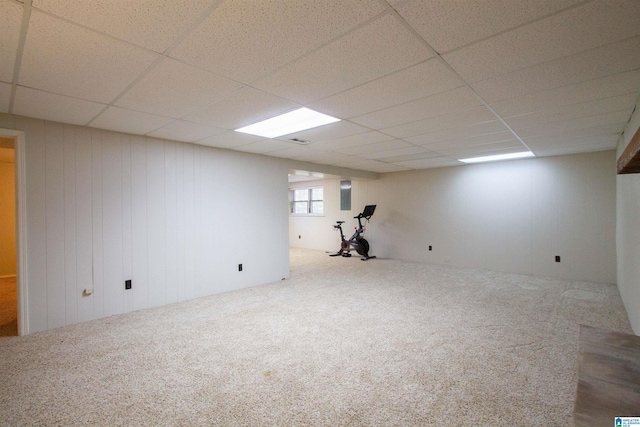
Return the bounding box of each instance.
[145,138,149,309]
[62,125,67,324]
[43,121,49,329]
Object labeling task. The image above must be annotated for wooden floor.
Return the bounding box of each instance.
[574,325,640,425]
[0,276,17,337]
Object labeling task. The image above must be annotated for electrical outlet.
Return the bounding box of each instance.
[125,280,132,290]
[428,245,432,251]
[238,264,243,272]
[555,256,561,263]
[299,235,301,239]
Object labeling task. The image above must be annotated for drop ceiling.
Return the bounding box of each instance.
[1,0,639,173]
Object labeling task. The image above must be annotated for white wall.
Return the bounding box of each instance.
[616,97,640,334]
[292,151,617,284]
[0,113,290,334]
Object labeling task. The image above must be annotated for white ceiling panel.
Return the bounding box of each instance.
[363,147,440,162]
[0,82,11,113]
[146,120,226,142]
[170,0,386,84]
[356,162,412,173]
[532,140,618,157]
[13,86,106,125]
[393,157,462,169]
[234,139,297,154]
[504,93,638,129]
[434,140,524,158]
[444,0,640,83]
[405,122,511,147]
[382,106,498,139]
[184,86,299,129]
[352,86,482,129]
[395,0,583,53]
[197,130,265,150]
[522,123,624,145]
[309,131,394,152]
[19,11,159,103]
[254,13,434,104]
[0,0,22,83]
[115,58,242,119]
[2,1,638,172]
[31,0,217,53]
[265,145,318,160]
[335,139,414,156]
[472,36,640,103]
[490,70,640,118]
[279,120,370,144]
[309,58,463,119]
[90,106,173,135]
[515,110,630,138]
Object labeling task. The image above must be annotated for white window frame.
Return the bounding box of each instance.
[290,186,324,216]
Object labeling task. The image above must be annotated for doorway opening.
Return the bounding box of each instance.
[0,136,17,336]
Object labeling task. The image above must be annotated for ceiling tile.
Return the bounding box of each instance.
[336,139,415,156]
[309,131,394,152]
[170,0,386,83]
[395,0,582,53]
[265,145,318,160]
[522,123,623,146]
[382,106,498,139]
[115,58,242,119]
[32,0,217,53]
[309,58,463,118]
[90,106,173,135]
[393,157,461,169]
[490,70,640,118]
[146,119,226,142]
[443,0,640,83]
[364,147,440,162]
[505,93,638,130]
[404,122,510,147]
[234,139,295,154]
[514,110,630,138]
[279,120,370,144]
[254,13,434,104]
[434,140,524,158]
[13,86,106,125]
[472,36,640,103]
[1,0,22,83]
[352,86,482,129]
[355,162,411,173]
[0,82,11,113]
[184,86,299,129]
[197,130,265,150]
[532,141,617,157]
[526,133,620,150]
[19,11,159,103]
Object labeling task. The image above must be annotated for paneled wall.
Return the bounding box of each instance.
[0,150,16,277]
[290,151,617,284]
[0,113,290,334]
[617,96,640,334]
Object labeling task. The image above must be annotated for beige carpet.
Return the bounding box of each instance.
[0,248,632,426]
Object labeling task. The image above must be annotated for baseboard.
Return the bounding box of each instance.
[0,274,17,279]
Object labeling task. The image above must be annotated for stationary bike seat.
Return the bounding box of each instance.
[336,221,345,224]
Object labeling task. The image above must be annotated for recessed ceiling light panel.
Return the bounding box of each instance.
[459,151,535,164]
[235,107,340,138]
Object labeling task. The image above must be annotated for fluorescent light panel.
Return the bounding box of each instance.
[459,151,535,164]
[235,108,340,138]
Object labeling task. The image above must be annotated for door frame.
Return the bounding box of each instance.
[1,128,28,335]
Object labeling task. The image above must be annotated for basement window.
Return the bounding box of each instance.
[291,187,323,215]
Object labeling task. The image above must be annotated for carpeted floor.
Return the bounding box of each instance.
[0,248,632,425]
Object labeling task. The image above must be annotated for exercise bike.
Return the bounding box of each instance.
[330,205,377,261]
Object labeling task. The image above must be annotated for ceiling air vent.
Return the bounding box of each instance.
[289,138,311,145]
